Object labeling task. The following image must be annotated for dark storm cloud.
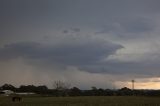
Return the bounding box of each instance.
[0,41,123,71]
[1,41,160,76]
[78,59,160,76]
[0,0,159,41]
[1,0,160,88]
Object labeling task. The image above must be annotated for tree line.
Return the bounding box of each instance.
[1,83,160,97]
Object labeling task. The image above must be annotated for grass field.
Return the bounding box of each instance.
[1,96,160,106]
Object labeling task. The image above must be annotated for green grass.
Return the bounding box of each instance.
[1,96,160,106]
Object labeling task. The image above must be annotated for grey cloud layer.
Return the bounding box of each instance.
[1,0,160,88]
[1,40,160,76]
[0,40,123,72]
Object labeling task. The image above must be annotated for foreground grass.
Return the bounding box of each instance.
[1,96,160,106]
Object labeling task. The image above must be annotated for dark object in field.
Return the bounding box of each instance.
[12,96,22,102]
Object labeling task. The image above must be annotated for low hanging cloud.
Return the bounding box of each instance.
[0,39,123,73]
[1,39,160,76]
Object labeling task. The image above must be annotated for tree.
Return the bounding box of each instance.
[53,80,70,90]
[70,87,81,96]
[118,87,132,96]
[91,86,97,91]
[1,84,16,91]
[53,80,71,96]
[19,85,37,92]
[36,85,48,94]
[91,86,98,96]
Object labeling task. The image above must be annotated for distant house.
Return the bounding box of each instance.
[15,92,36,95]
[0,90,14,96]
[0,90,36,96]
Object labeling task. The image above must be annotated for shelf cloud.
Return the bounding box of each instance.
[1,0,160,89]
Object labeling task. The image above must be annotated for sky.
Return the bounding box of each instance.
[1,0,160,89]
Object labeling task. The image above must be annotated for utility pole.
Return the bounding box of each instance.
[131,80,135,90]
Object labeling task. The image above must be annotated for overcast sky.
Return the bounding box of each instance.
[1,0,160,89]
